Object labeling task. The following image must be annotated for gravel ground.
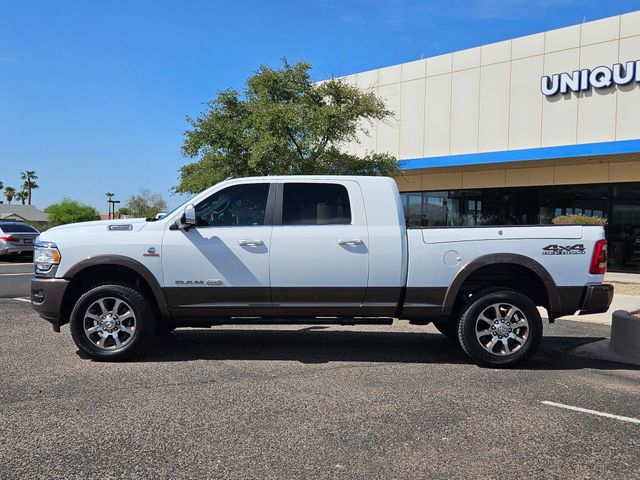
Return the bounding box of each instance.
[609,281,640,297]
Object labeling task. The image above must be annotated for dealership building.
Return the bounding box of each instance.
[339,10,640,272]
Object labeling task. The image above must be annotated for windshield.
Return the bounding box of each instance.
[149,180,226,222]
[146,200,189,221]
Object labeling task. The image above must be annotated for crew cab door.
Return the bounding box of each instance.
[161,182,274,317]
[269,180,370,316]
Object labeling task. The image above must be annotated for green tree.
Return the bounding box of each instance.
[44,198,100,226]
[20,170,39,205]
[126,189,167,218]
[175,59,399,194]
[4,186,15,204]
[116,207,130,218]
[15,191,27,205]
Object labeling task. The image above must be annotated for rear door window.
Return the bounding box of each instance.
[281,183,351,225]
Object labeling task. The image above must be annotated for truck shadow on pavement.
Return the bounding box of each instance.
[136,329,638,371]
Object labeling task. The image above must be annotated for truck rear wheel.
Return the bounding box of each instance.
[69,283,156,361]
[457,289,542,368]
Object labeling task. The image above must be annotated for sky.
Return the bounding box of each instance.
[1,0,639,213]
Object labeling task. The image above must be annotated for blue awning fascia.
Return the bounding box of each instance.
[399,139,640,170]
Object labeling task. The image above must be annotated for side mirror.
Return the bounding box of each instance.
[184,204,196,226]
[176,204,196,230]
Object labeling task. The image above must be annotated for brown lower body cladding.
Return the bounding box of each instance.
[165,285,602,321]
[32,279,612,331]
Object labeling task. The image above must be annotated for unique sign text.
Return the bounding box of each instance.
[541,60,640,96]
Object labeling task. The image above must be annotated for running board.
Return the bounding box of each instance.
[172,317,395,327]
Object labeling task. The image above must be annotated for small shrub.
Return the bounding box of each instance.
[552,214,607,226]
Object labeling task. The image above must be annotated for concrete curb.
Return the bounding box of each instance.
[570,310,640,367]
[610,310,640,360]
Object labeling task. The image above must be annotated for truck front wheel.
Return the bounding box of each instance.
[69,283,156,361]
[457,290,542,368]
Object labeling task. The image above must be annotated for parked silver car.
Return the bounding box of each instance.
[0,222,40,256]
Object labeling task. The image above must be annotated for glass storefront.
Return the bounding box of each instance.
[399,182,640,272]
[608,184,640,272]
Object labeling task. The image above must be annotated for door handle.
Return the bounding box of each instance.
[337,238,364,246]
[238,239,264,247]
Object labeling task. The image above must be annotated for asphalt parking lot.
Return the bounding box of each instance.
[0,255,33,298]
[1,299,638,479]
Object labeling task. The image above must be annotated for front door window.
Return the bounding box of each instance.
[195,183,269,227]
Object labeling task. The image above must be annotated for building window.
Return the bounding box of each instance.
[506,187,554,225]
[401,193,423,227]
[553,184,608,220]
[609,183,640,272]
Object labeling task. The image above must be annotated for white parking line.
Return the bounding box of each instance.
[542,401,640,424]
[0,273,32,276]
[0,263,33,266]
[12,297,30,303]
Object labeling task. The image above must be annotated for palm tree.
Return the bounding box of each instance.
[16,191,27,205]
[4,186,15,204]
[20,171,39,205]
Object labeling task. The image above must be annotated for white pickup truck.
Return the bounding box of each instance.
[31,176,613,367]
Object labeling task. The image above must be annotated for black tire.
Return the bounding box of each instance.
[457,289,542,368]
[433,319,459,340]
[70,283,157,361]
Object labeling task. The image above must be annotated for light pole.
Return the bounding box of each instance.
[108,199,121,219]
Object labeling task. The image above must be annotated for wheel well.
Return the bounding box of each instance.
[453,263,550,316]
[60,265,161,325]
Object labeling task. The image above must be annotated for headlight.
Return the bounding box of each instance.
[34,241,62,274]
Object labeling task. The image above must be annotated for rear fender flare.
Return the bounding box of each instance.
[442,253,560,318]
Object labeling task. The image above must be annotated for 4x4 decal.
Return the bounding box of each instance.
[542,244,586,255]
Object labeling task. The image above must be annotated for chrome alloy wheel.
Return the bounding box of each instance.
[83,297,136,351]
[475,303,529,356]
